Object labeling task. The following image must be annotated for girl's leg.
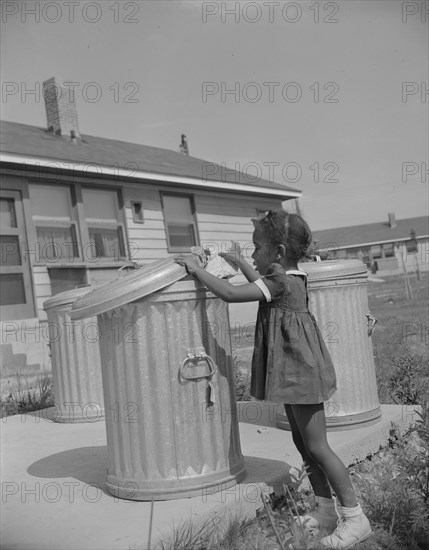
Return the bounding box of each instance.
[290,403,357,507]
[284,405,332,499]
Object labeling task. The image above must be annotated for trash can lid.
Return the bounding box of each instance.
[301,259,367,281]
[43,285,93,311]
[70,258,188,320]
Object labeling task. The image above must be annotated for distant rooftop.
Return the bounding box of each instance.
[313,216,429,249]
[0,121,301,199]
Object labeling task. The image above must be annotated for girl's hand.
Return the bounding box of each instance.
[174,254,202,275]
[219,241,243,269]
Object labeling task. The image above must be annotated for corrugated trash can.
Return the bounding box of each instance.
[43,286,104,423]
[71,258,246,500]
[276,259,381,431]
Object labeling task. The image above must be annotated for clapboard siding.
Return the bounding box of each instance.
[195,193,280,250]
[130,240,170,250]
[195,194,283,216]
[196,213,254,225]
[200,234,253,249]
[127,220,166,232]
[121,188,287,260]
[197,222,254,233]
[126,209,164,221]
[135,249,171,262]
[121,188,169,262]
[125,228,168,240]
[128,209,164,220]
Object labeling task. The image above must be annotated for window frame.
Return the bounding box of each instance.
[160,192,200,253]
[29,182,128,265]
[0,188,36,320]
[29,182,81,263]
[80,185,127,262]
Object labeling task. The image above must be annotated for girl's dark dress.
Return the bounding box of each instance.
[251,263,337,404]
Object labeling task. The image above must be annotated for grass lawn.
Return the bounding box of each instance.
[366,272,428,406]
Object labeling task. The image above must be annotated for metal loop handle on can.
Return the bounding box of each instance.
[366,313,377,336]
[117,262,141,277]
[179,350,216,380]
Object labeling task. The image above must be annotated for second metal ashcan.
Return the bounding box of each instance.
[276,260,381,431]
[43,286,104,423]
[71,259,246,500]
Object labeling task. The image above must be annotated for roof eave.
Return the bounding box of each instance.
[0,153,302,200]
[317,235,429,250]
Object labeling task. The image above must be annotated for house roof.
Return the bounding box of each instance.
[313,216,429,249]
[0,121,301,199]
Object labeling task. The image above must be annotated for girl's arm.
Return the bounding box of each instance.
[175,255,264,303]
[227,255,261,282]
[218,242,261,282]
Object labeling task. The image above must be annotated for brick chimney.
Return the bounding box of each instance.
[388,212,397,228]
[43,77,80,138]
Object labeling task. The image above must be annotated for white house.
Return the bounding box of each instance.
[0,77,301,386]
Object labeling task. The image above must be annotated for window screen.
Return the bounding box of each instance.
[82,188,125,259]
[29,184,79,262]
[162,194,198,251]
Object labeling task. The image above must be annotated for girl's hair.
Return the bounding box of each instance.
[253,210,312,263]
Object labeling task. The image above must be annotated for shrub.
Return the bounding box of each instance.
[353,415,429,549]
[388,352,426,405]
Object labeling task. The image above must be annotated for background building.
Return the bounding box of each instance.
[313,213,428,275]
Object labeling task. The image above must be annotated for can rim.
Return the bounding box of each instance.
[70,258,187,320]
[303,259,368,280]
[43,285,94,310]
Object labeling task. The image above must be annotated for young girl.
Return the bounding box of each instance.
[175,210,372,549]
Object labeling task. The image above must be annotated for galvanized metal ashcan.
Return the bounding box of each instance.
[276,259,381,430]
[43,286,104,423]
[71,259,246,500]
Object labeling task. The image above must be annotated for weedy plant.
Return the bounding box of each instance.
[159,516,218,550]
[351,405,429,550]
[387,351,427,405]
[0,373,54,417]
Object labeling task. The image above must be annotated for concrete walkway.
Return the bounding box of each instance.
[1,404,418,550]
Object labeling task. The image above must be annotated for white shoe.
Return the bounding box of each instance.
[320,504,372,549]
[295,496,339,534]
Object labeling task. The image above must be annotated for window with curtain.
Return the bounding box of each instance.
[29,184,79,262]
[82,187,125,260]
[161,194,198,251]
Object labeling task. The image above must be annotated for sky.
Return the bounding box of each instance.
[1,0,428,230]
